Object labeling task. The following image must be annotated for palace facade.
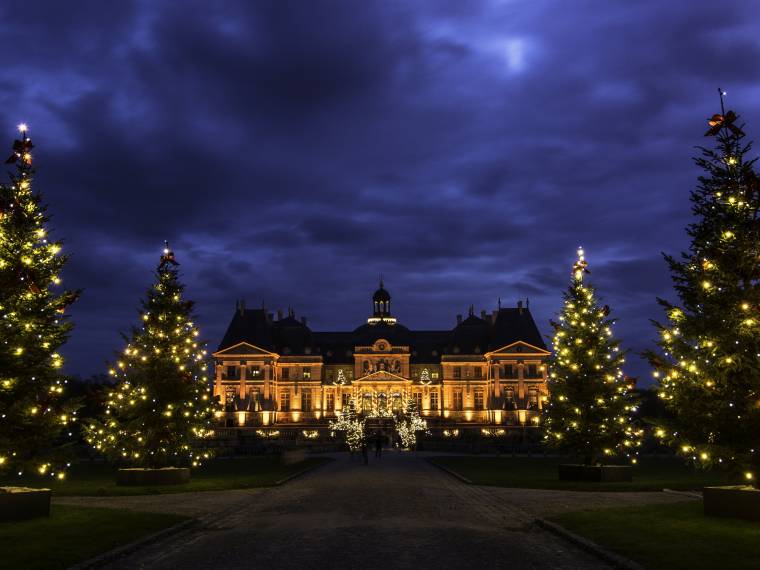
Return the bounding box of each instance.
[212,283,549,436]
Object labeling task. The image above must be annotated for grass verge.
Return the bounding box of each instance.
[428,456,736,491]
[550,501,760,570]
[0,504,187,569]
[1,456,330,496]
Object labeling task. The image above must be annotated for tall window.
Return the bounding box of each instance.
[502,364,515,379]
[430,391,439,411]
[413,391,422,411]
[281,367,290,380]
[303,367,311,380]
[224,385,236,410]
[342,392,350,409]
[453,390,463,411]
[226,365,239,379]
[453,366,461,379]
[280,390,290,411]
[473,366,482,379]
[326,392,335,411]
[301,389,312,411]
[526,364,539,378]
[474,388,484,410]
[247,365,260,378]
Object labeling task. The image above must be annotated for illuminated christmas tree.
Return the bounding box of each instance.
[647,92,760,487]
[396,398,426,450]
[0,125,79,480]
[329,397,363,451]
[544,249,641,465]
[85,244,213,468]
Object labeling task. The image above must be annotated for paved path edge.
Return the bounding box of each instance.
[274,457,331,486]
[534,518,646,570]
[426,458,473,484]
[69,518,199,570]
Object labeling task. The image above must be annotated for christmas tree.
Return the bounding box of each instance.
[647,91,760,486]
[396,398,426,450]
[0,124,79,480]
[85,244,213,468]
[329,396,363,451]
[544,248,641,465]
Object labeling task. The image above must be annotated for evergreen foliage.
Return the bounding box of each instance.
[544,249,641,465]
[85,245,213,468]
[0,125,79,479]
[647,95,760,486]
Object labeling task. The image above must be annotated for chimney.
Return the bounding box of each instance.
[277,309,283,320]
[301,316,307,326]
[517,300,523,313]
[480,310,487,320]
[456,314,462,325]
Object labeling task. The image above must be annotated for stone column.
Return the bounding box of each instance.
[518,362,525,400]
[263,363,271,400]
[214,361,223,400]
[239,364,246,399]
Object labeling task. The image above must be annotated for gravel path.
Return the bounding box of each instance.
[81,452,620,569]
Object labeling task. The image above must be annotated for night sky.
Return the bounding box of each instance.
[4,1,760,383]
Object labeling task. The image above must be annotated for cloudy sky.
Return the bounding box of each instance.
[4,1,759,382]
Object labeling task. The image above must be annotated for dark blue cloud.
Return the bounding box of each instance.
[2,0,759,382]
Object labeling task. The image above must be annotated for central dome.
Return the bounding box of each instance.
[373,286,391,303]
[369,279,394,323]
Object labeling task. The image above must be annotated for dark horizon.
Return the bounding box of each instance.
[4,1,760,383]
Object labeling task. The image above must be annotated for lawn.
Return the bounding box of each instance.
[0,504,187,569]
[551,501,760,570]
[0,455,330,496]
[429,455,737,491]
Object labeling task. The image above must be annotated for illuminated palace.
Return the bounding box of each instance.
[212,283,549,433]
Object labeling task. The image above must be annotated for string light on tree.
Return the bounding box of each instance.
[329,397,363,451]
[646,89,760,487]
[543,248,642,465]
[85,243,214,469]
[0,124,80,480]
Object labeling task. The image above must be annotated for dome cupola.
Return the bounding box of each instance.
[368,278,396,324]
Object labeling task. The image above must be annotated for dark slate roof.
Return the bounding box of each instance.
[218,309,273,351]
[217,306,546,361]
[447,314,490,355]
[489,308,547,350]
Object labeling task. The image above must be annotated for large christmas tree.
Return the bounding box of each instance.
[0,125,79,480]
[544,249,641,465]
[329,397,363,452]
[86,244,213,468]
[396,398,426,450]
[648,92,760,486]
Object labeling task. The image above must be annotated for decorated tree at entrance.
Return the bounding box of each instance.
[396,398,427,450]
[544,249,641,465]
[85,244,213,468]
[647,93,760,486]
[329,397,364,451]
[0,125,80,480]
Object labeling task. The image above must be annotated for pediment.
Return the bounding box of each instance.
[486,341,550,357]
[355,370,409,383]
[212,342,278,358]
